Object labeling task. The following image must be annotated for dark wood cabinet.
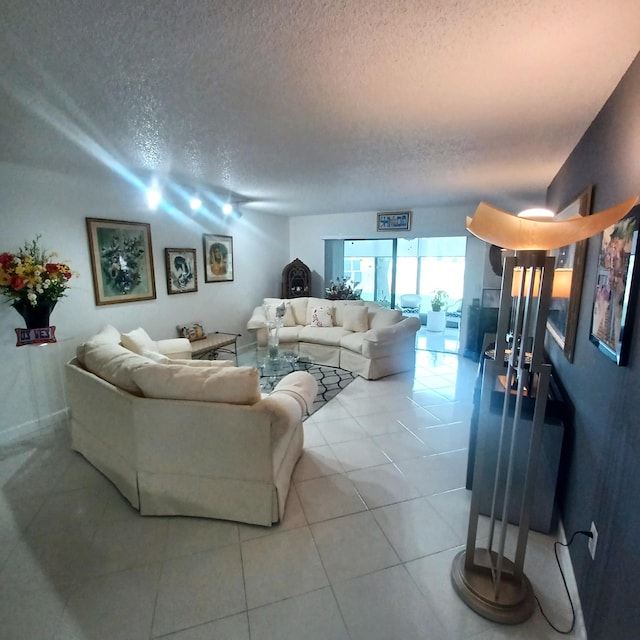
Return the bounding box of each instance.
[281,258,311,298]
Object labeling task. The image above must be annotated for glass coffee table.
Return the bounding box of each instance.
[258,350,314,390]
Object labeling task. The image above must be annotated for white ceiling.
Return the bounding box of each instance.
[2,1,640,216]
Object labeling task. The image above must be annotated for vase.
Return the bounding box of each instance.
[267,318,281,360]
[12,300,57,329]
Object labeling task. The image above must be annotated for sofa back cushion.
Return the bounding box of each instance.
[332,299,365,326]
[364,303,403,329]
[131,364,262,405]
[342,305,369,332]
[80,341,154,395]
[263,298,297,327]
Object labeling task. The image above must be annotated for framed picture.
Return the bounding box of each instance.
[482,288,501,308]
[377,211,412,232]
[589,205,639,365]
[86,218,156,305]
[203,234,233,282]
[165,248,197,295]
[546,186,593,362]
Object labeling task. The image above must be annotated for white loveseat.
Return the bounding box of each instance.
[247,297,421,380]
[65,325,317,526]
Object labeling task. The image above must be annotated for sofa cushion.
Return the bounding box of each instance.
[332,299,365,326]
[339,331,365,354]
[289,298,310,325]
[309,305,334,327]
[263,298,297,327]
[176,321,207,342]
[342,305,369,332]
[81,341,154,395]
[141,351,233,368]
[121,327,158,354]
[365,304,403,329]
[131,364,262,405]
[298,325,350,346]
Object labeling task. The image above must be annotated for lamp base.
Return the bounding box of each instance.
[451,549,534,625]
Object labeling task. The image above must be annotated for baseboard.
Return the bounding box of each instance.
[0,408,69,445]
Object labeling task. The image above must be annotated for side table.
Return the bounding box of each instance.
[191,331,240,363]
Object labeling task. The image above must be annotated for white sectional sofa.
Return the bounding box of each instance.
[65,325,317,526]
[247,297,421,380]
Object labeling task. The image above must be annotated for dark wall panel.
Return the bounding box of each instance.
[546,50,640,640]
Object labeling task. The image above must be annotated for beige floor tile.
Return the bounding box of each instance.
[311,511,400,583]
[296,473,367,523]
[242,527,328,609]
[248,587,350,640]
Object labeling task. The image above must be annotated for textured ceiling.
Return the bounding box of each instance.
[2,1,640,216]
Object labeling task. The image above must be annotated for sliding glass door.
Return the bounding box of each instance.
[336,237,466,314]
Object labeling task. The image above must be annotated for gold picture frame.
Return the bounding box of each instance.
[203,234,233,282]
[86,218,156,305]
[546,186,593,361]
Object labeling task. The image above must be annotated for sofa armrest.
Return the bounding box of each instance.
[269,371,318,415]
[364,316,421,344]
[247,306,268,330]
[361,316,420,359]
[157,337,192,360]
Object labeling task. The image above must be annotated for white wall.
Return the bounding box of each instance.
[0,161,290,440]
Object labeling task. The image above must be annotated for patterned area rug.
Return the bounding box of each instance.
[258,361,356,416]
[306,364,357,415]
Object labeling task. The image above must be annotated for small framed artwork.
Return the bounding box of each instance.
[165,248,197,295]
[546,186,593,362]
[86,218,156,305]
[589,205,639,366]
[377,211,412,232]
[203,234,233,282]
[482,288,501,308]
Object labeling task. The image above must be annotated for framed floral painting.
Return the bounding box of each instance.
[86,218,156,305]
[165,248,197,295]
[203,234,233,282]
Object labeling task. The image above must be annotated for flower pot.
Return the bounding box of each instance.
[12,300,57,329]
[426,309,446,332]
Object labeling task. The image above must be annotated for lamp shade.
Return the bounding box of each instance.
[466,196,637,250]
[511,267,573,298]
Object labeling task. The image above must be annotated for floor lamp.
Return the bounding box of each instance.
[451,196,637,624]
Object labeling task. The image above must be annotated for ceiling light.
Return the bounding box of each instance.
[189,196,202,212]
[146,184,162,210]
[222,203,233,215]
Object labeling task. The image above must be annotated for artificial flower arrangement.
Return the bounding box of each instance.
[325,276,362,300]
[0,236,73,308]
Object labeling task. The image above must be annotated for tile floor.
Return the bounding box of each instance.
[0,351,586,639]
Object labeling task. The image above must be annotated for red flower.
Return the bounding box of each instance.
[11,275,25,291]
[45,263,58,274]
[0,252,14,268]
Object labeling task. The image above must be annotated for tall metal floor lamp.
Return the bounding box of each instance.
[451,196,637,624]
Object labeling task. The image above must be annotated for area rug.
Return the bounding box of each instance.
[305,364,356,415]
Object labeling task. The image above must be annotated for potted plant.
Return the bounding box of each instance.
[427,289,448,331]
[325,276,362,300]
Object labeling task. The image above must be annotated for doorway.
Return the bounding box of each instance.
[327,237,467,353]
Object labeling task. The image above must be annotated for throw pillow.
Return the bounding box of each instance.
[120,327,158,355]
[343,305,369,332]
[310,306,334,327]
[177,321,207,342]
